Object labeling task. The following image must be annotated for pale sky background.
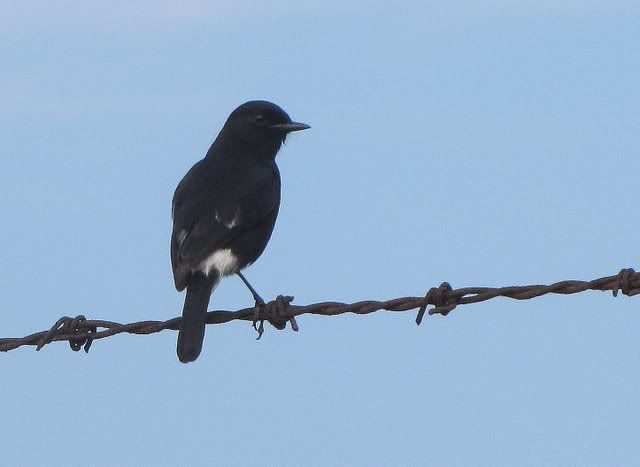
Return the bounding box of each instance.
[1,1,639,465]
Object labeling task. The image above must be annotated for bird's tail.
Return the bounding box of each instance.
[177,272,217,363]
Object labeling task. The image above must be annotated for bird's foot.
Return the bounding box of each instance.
[252,297,266,338]
[252,295,296,340]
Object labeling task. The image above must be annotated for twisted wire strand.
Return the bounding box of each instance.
[1,268,637,353]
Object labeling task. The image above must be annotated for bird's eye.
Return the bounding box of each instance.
[254,114,267,126]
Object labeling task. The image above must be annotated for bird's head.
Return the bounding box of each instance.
[219,101,310,159]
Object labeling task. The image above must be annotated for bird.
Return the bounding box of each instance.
[171,101,309,363]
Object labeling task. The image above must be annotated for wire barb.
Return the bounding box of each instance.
[252,295,295,340]
[1,267,638,354]
[36,315,96,353]
[613,268,638,297]
[416,282,456,325]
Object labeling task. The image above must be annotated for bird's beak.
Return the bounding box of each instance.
[268,122,311,132]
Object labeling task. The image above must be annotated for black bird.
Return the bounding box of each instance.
[171,101,309,363]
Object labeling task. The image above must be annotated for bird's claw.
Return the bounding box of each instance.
[252,298,265,339]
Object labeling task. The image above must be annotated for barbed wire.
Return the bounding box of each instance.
[1,267,638,354]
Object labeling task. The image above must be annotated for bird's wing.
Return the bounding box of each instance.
[171,161,280,290]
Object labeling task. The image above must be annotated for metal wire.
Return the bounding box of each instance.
[1,268,637,353]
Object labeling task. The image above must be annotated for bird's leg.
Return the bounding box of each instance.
[236,271,264,305]
[236,272,266,336]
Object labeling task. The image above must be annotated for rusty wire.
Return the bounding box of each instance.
[0,268,638,354]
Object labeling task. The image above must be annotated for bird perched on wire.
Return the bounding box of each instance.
[170,101,309,363]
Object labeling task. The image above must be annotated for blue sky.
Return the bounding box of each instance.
[1,1,639,465]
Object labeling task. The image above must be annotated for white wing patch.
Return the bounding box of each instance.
[214,210,239,229]
[198,248,239,277]
[177,230,188,246]
[226,216,239,229]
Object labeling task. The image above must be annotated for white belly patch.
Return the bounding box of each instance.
[199,248,239,277]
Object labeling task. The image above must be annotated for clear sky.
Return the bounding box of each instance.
[1,1,639,465]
